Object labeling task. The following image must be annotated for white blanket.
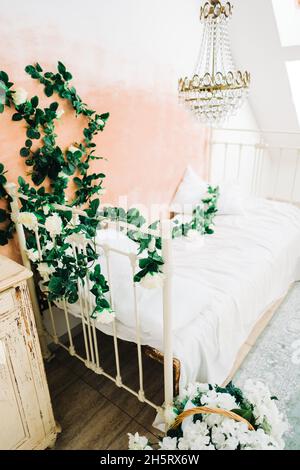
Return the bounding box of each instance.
[64,199,300,390]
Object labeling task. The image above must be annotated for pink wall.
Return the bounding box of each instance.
[0,0,209,262]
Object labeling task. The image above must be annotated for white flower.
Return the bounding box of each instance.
[201,391,237,411]
[16,212,38,231]
[58,171,68,180]
[221,436,239,451]
[37,262,55,282]
[65,232,87,246]
[243,380,271,406]
[220,417,240,436]
[184,420,209,440]
[190,434,211,450]
[96,118,105,127]
[43,205,50,215]
[159,437,177,450]
[56,108,64,119]
[72,214,80,226]
[240,428,280,450]
[148,238,156,253]
[43,240,54,253]
[211,427,226,448]
[178,420,211,450]
[96,308,115,325]
[140,272,164,289]
[98,188,106,196]
[26,248,39,263]
[68,145,81,154]
[12,87,28,106]
[177,438,190,450]
[4,182,18,197]
[180,382,209,401]
[164,405,178,428]
[128,433,152,450]
[45,213,63,238]
[243,379,288,447]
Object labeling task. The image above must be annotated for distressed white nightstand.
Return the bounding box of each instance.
[0,255,57,449]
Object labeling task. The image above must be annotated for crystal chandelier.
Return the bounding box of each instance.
[178,0,250,125]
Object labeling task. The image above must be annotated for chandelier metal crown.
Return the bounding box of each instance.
[178,0,250,125]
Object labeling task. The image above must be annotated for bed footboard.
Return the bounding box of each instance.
[7,184,176,427]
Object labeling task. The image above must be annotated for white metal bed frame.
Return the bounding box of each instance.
[6,127,300,426]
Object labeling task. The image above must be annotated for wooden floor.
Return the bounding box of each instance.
[46,332,164,450]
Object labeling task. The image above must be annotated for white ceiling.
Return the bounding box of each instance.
[229,0,300,134]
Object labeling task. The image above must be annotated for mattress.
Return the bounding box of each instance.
[62,198,300,390]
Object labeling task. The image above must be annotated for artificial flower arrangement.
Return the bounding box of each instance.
[128,380,289,450]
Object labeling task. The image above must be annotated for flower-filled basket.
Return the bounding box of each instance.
[128,380,289,451]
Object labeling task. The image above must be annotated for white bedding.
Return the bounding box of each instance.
[64,199,300,390]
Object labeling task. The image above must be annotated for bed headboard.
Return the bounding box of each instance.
[209,128,300,205]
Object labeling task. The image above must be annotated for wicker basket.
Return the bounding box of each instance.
[171,406,254,431]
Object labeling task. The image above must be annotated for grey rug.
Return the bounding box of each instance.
[234,282,300,450]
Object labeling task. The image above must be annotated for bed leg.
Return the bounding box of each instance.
[161,217,174,429]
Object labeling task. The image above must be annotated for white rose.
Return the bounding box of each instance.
[148,238,156,253]
[37,262,55,282]
[68,145,81,154]
[45,213,63,238]
[177,438,190,450]
[140,272,164,290]
[58,171,68,180]
[211,427,227,448]
[201,390,237,411]
[56,108,64,119]
[180,382,209,401]
[65,232,87,245]
[4,182,18,197]
[26,248,40,263]
[17,212,38,231]
[96,308,115,325]
[128,433,152,451]
[159,437,178,450]
[12,87,28,106]
[96,118,105,127]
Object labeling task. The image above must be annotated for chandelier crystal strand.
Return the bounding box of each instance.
[178,0,250,125]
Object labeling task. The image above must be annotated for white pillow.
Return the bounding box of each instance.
[171,166,246,216]
[217,182,246,216]
[170,166,208,214]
